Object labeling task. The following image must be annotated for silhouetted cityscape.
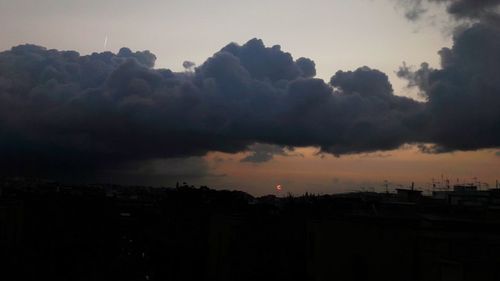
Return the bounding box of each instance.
[2,177,500,281]
[3,0,500,280]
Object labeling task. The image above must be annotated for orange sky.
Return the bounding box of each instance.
[200,146,500,196]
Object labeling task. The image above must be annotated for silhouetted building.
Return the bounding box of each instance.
[396,189,423,202]
[2,178,500,281]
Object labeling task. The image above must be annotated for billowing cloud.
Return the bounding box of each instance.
[0,30,497,179]
[0,39,425,177]
[398,0,500,152]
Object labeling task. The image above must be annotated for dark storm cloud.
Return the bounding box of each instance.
[400,0,500,22]
[397,0,500,152]
[399,23,500,151]
[0,38,426,177]
[324,67,426,154]
[1,25,499,178]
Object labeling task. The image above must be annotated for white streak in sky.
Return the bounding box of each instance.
[104,36,108,50]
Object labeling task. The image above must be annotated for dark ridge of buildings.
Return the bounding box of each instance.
[2,178,500,281]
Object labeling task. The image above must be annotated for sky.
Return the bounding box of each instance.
[0,0,499,195]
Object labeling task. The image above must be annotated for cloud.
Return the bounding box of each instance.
[399,23,500,151]
[397,0,428,21]
[240,144,289,163]
[441,0,500,22]
[97,157,214,186]
[182,61,196,70]
[398,0,500,23]
[396,0,500,152]
[0,32,498,180]
[359,152,393,158]
[397,62,432,96]
[295,57,316,78]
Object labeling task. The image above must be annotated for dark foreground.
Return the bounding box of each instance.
[2,178,500,281]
